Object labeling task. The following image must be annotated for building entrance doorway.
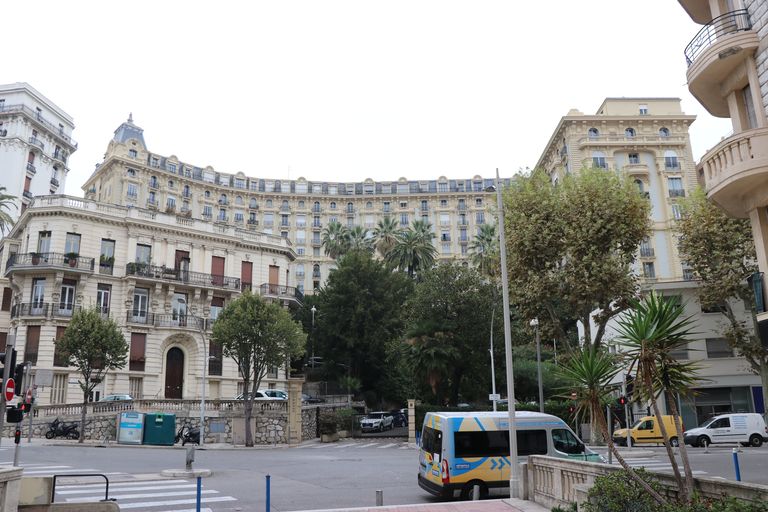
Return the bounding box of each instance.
[165,347,184,398]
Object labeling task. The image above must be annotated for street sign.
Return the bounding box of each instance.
[488,393,501,401]
[5,378,15,401]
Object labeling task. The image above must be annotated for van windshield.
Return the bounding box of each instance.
[422,426,442,454]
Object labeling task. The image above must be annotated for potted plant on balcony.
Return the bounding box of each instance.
[100,255,115,268]
[31,252,41,265]
[64,252,79,268]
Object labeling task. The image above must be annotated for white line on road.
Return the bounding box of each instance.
[57,483,198,495]
[356,442,379,448]
[57,480,188,490]
[24,468,99,475]
[332,443,356,449]
[158,509,213,512]
[378,443,397,449]
[66,489,219,502]
[117,497,237,509]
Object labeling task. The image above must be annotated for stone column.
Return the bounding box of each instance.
[287,376,305,445]
[408,399,416,444]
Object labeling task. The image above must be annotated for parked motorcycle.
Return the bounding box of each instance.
[45,418,80,440]
[174,425,200,446]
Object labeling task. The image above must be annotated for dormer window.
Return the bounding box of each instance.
[128,149,138,158]
[659,127,670,138]
[625,127,636,138]
[588,128,599,138]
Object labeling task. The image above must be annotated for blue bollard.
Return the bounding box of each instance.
[266,474,271,512]
[732,448,741,482]
[196,476,202,512]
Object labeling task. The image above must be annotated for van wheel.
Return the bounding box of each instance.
[749,434,763,447]
[460,480,488,500]
[697,435,710,448]
[669,437,679,447]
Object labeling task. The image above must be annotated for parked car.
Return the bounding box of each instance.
[684,413,768,448]
[234,390,286,400]
[99,394,133,402]
[390,409,408,427]
[302,393,325,404]
[360,412,394,432]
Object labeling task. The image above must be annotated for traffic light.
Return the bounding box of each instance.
[617,396,628,406]
[13,364,24,396]
[5,406,23,423]
[0,348,17,376]
[568,405,575,414]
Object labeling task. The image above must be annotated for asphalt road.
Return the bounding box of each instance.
[1,438,766,511]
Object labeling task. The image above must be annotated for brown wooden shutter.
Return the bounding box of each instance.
[25,326,40,365]
[54,326,68,366]
[241,261,253,291]
[175,250,190,269]
[0,332,7,353]
[130,333,146,372]
[1,288,11,311]
[211,256,225,286]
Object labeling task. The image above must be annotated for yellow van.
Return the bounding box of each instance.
[612,415,681,447]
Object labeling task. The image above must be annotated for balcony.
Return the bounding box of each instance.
[28,137,44,151]
[311,239,322,247]
[50,177,59,188]
[684,10,758,117]
[623,164,649,178]
[669,189,686,198]
[578,134,687,147]
[22,191,33,200]
[52,152,67,164]
[125,311,209,330]
[247,219,259,226]
[125,263,241,291]
[640,247,655,258]
[52,304,82,318]
[147,199,158,209]
[149,181,159,190]
[26,162,36,174]
[5,252,95,275]
[11,303,49,319]
[259,283,303,305]
[312,206,323,213]
[312,222,322,230]
[700,126,768,217]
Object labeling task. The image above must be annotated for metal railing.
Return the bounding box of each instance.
[26,162,36,173]
[28,137,44,150]
[6,252,95,273]
[11,302,49,318]
[669,189,686,198]
[259,283,304,303]
[0,103,78,148]
[640,247,655,258]
[125,263,241,290]
[124,310,211,330]
[684,10,751,66]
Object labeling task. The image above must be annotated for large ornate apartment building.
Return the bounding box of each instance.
[81,116,506,294]
[0,114,505,405]
[0,83,76,224]
[536,98,762,426]
[677,0,768,344]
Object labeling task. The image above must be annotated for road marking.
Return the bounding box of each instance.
[57,479,189,490]
[117,497,237,509]
[310,443,331,449]
[378,443,397,449]
[356,442,379,448]
[158,509,213,512]
[332,443,356,449]
[66,489,219,502]
[25,468,99,475]
[58,483,198,494]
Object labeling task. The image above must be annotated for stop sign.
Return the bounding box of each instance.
[5,378,14,401]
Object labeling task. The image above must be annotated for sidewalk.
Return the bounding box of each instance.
[298,499,549,512]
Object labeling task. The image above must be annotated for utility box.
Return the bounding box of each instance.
[143,413,176,446]
[117,411,144,445]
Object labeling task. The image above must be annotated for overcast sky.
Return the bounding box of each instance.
[6,0,730,194]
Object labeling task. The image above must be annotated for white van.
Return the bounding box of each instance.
[683,413,768,448]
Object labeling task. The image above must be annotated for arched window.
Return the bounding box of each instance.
[625,127,636,138]
[664,150,679,170]
[183,185,190,197]
[313,201,320,212]
[204,190,210,198]
[591,151,607,169]
[168,180,174,189]
[249,198,258,208]
[366,201,372,209]
[346,202,353,213]
[281,200,289,209]
[235,196,243,205]
[313,264,321,279]
[330,202,337,209]
[659,127,670,138]
[588,128,599,138]
[219,193,227,204]
[266,199,273,207]
[298,200,305,208]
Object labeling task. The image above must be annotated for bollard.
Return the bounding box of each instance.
[266,474,271,512]
[704,439,709,454]
[186,446,195,470]
[472,484,480,501]
[376,489,383,506]
[196,476,202,512]
[732,448,742,482]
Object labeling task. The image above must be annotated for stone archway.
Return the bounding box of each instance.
[165,347,184,398]
[159,333,199,399]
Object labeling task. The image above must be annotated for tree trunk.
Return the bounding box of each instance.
[244,397,254,447]
[80,390,88,444]
[593,401,666,505]
[644,362,686,502]
[581,314,592,348]
[666,391,694,500]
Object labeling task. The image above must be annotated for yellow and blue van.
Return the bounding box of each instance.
[418,411,601,499]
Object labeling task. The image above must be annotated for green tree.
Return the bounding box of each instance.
[56,307,128,443]
[347,225,373,253]
[615,291,700,503]
[0,186,17,235]
[677,188,768,412]
[211,291,305,446]
[314,251,412,401]
[387,228,437,278]
[403,263,497,404]
[504,168,650,348]
[321,221,350,259]
[557,346,666,505]
[469,223,499,279]
[371,216,401,258]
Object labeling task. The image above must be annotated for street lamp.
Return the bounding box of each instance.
[490,306,497,412]
[530,318,544,413]
[310,305,316,369]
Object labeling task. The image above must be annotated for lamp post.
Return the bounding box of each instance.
[310,305,316,369]
[530,318,544,413]
[490,307,497,412]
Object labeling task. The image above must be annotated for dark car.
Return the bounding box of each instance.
[302,393,325,404]
[390,409,408,427]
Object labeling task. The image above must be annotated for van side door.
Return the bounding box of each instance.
[707,417,731,444]
[636,419,655,443]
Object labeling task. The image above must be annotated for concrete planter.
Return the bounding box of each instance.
[321,433,339,443]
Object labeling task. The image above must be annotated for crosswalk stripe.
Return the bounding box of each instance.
[378,443,397,449]
[332,443,355,449]
[58,483,198,495]
[66,489,219,502]
[356,442,379,448]
[158,509,213,512]
[118,497,237,509]
[25,468,99,475]
[57,480,189,490]
[310,444,330,449]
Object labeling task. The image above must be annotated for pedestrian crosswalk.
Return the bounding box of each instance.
[304,440,412,450]
[55,478,237,511]
[0,462,127,477]
[608,457,708,476]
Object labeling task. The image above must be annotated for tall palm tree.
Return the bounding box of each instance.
[0,187,17,236]
[407,331,458,402]
[371,217,401,258]
[321,221,350,259]
[411,219,434,243]
[469,224,499,278]
[615,291,699,503]
[557,346,667,505]
[347,226,373,253]
[386,228,437,278]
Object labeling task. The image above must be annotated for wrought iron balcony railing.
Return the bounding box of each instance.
[125,263,241,290]
[684,10,751,66]
[5,252,95,273]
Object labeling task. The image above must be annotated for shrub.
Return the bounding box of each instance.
[333,408,357,432]
[584,469,664,512]
[318,411,338,435]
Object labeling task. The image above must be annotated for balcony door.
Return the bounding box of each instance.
[59,280,76,316]
[175,250,190,282]
[132,288,149,323]
[269,265,279,294]
[211,256,225,286]
[31,278,45,314]
[171,293,187,327]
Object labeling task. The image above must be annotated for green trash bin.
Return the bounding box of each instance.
[143,413,176,446]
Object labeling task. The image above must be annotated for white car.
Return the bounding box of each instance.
[684,413,768,448]
[360,412,394,432]
[234,390,287,401]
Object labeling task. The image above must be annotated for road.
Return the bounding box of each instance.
[0,438,766,511]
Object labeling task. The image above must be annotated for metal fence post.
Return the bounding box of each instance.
[266,474,271,512]
[732,448,742,481]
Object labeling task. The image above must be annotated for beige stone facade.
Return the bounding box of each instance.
[0,196,297,405]
[81,117,506,294]
[536,98,762,425]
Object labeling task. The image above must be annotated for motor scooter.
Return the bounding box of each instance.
[174,425,200,446]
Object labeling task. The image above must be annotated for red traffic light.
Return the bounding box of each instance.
[568,405,575,414]
[617,396,627,406]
